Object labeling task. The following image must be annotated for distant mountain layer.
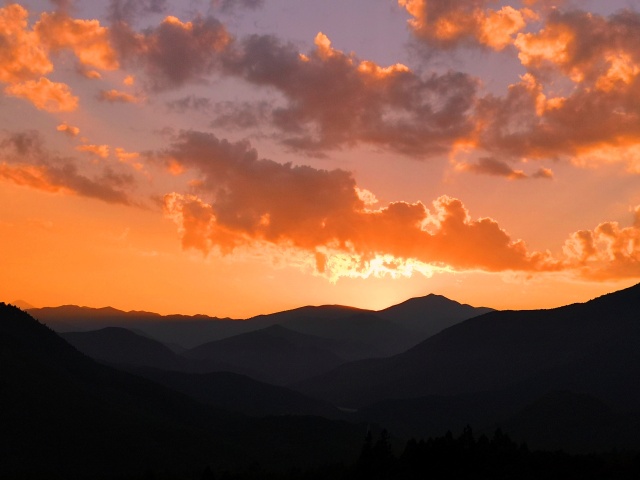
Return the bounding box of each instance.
[61,327,190,371]
[296,283,640,413]
[58,325,359,416]
[184,324,350,384]
[28,293,493,354]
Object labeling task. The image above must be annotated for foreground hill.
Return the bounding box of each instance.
[295,283,640,449]
[0,303,368,479]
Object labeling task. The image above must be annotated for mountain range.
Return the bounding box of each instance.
[4,284,640,478]
[29,294,493,354]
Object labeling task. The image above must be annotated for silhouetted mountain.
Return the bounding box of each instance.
[0,303,370,478]
[30,293,492,355]
[297,283,640,414]
[248,304,371,324]
[377,293,493,337]
[185,324,348,384]
[128,367,341,418]
[251,300,491,356]
[28,305,247,347]
[11,299,34,310]
[282,313,416,357]
[60,327,191,371]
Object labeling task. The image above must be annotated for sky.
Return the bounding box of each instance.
[1,0,639,317]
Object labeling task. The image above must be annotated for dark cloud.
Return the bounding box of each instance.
[213,0,265,13]
[210,100,272,130]
[110,15,231,91]
[221,33,478,156]
[458,157,553,180]
[0,131,133,205]
[460,157,527,179]
[107,0,168,23]
[49,0,74,11]
[166,95,214,114]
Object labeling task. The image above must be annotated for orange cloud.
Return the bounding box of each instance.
[398,0,536,50]
[0,5,123,111]
[0,4,52,84]
[474,36,640,169]
[98,89,140,103]
[0,131,133,204]
[76,144,110,158]
[159,131,560,279]
[0,163,65,193]
[5,77,78,112]
[56,123,80,137]
[115,148,144,171]
[34,11,118,71]
[564,208,640,280]
[514,10,640,86]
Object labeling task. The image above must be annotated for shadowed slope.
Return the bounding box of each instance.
[129,368,341,418]
[61,327,190,371]
[296,283,640,411]
[185,324,348,384]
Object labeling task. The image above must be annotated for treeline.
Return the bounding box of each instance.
[129,428,640,480]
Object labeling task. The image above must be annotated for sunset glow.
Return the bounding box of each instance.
[1,0,639,317]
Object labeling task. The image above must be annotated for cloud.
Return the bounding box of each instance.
[456,156,553,180]
[98,89,140,103]
[0,4,117,111]
[222,32,478,155]
[106,10,477,156]
[111,14,231,91]
[158,130,559,279]
[4,77,78,112]
[514,9,640,85]
[57,123,80,137]
[212,0,265,13]
[563,207,640,280]
[210,100,272,130]
[76,144,110,158]
[0,131,132,205]
[458,157,527,180]
[0,4,53,84]
[398,0,537,50]
[469,9,640,170]
[166,95,213,114]
[115,148,144,170]
[34,11,118,71]
[107,0,167,24]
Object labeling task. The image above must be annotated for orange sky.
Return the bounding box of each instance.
[1,0,639,317]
